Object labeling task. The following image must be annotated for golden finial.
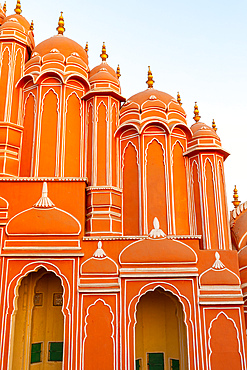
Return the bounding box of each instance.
[177,92,182,105]
[85,42,88,53]
[146,66,154,88]
[30,20,34,31]
[100,42,108,61]
[193,102,201,123]
[212,119,217,132]
[14,0,22,14]
[56,11,65,35]
[3,1,6,13]
[116,64,121,79]
[232,185,241,208]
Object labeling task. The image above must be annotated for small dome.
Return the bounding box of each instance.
[191,122,219,139]
[90,61,117,79]
[32,35,88,64]
[89,67,119,85]
[2,14,30,32]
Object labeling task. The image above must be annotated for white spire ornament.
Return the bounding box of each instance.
[93,241,106,258]
[149,217,166,238]
[212,252,225,269]
[33,182,55,208]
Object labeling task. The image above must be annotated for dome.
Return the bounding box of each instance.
[32,35,88,64]
[191,122,219,139]
[89,67,119,85]
[1,13,31,33]
[90,61,117,79]
[129,89,175,106]
[119,87,187,127]
[123,88,186,115]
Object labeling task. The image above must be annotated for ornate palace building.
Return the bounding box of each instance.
[0,2,247,370]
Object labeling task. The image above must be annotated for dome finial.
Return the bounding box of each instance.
[3,1,6,13]
[232,185,241,208]
[116,64,121,78]
[193,102,201,122]
[146,66,154,88]
[14,0,22,14]
[212,119,217,132]
[30,20,34,31]
[177,91,182,105]
[100,42,108,61]
[85,42,89,53]
[56,11,65,35]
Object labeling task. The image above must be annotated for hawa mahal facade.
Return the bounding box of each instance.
[0,2,247,370]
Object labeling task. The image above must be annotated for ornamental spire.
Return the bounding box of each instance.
[56,11,65,35]
[3,1,6,13]
[146,66,154,88]
[193,102,201,122]
[14,0,22,14]
[30,20,34,31]
[85,42,88,53]
[100,42,108,61]
[232,185,241,208]
[116,64,121,78]
[177,91,182,105]
[212,119,217,132]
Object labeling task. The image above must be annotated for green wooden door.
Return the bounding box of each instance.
[147,353,164,369]
[170,358,180,370]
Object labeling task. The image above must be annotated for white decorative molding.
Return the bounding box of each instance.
[232,201,247,219]
[149,95,157,100]
[33,182,55,208]
[70,52,80,57]
[49,48,60,53]
[93,241,106,258]
[31,52,39,57]
[212,252,225,269]
[149,217,166,238]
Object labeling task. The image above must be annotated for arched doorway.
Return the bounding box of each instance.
[10,268,64,369]
[135,288,188,370]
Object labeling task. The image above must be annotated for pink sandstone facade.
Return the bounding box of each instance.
[0,2,247,370]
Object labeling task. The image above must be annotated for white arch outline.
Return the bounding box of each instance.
[82,298,115,369]
[208,311,244,370]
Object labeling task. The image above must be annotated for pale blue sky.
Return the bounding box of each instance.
[5,0,247,208]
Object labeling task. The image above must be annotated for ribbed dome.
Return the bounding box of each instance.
[32,35,88,64]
